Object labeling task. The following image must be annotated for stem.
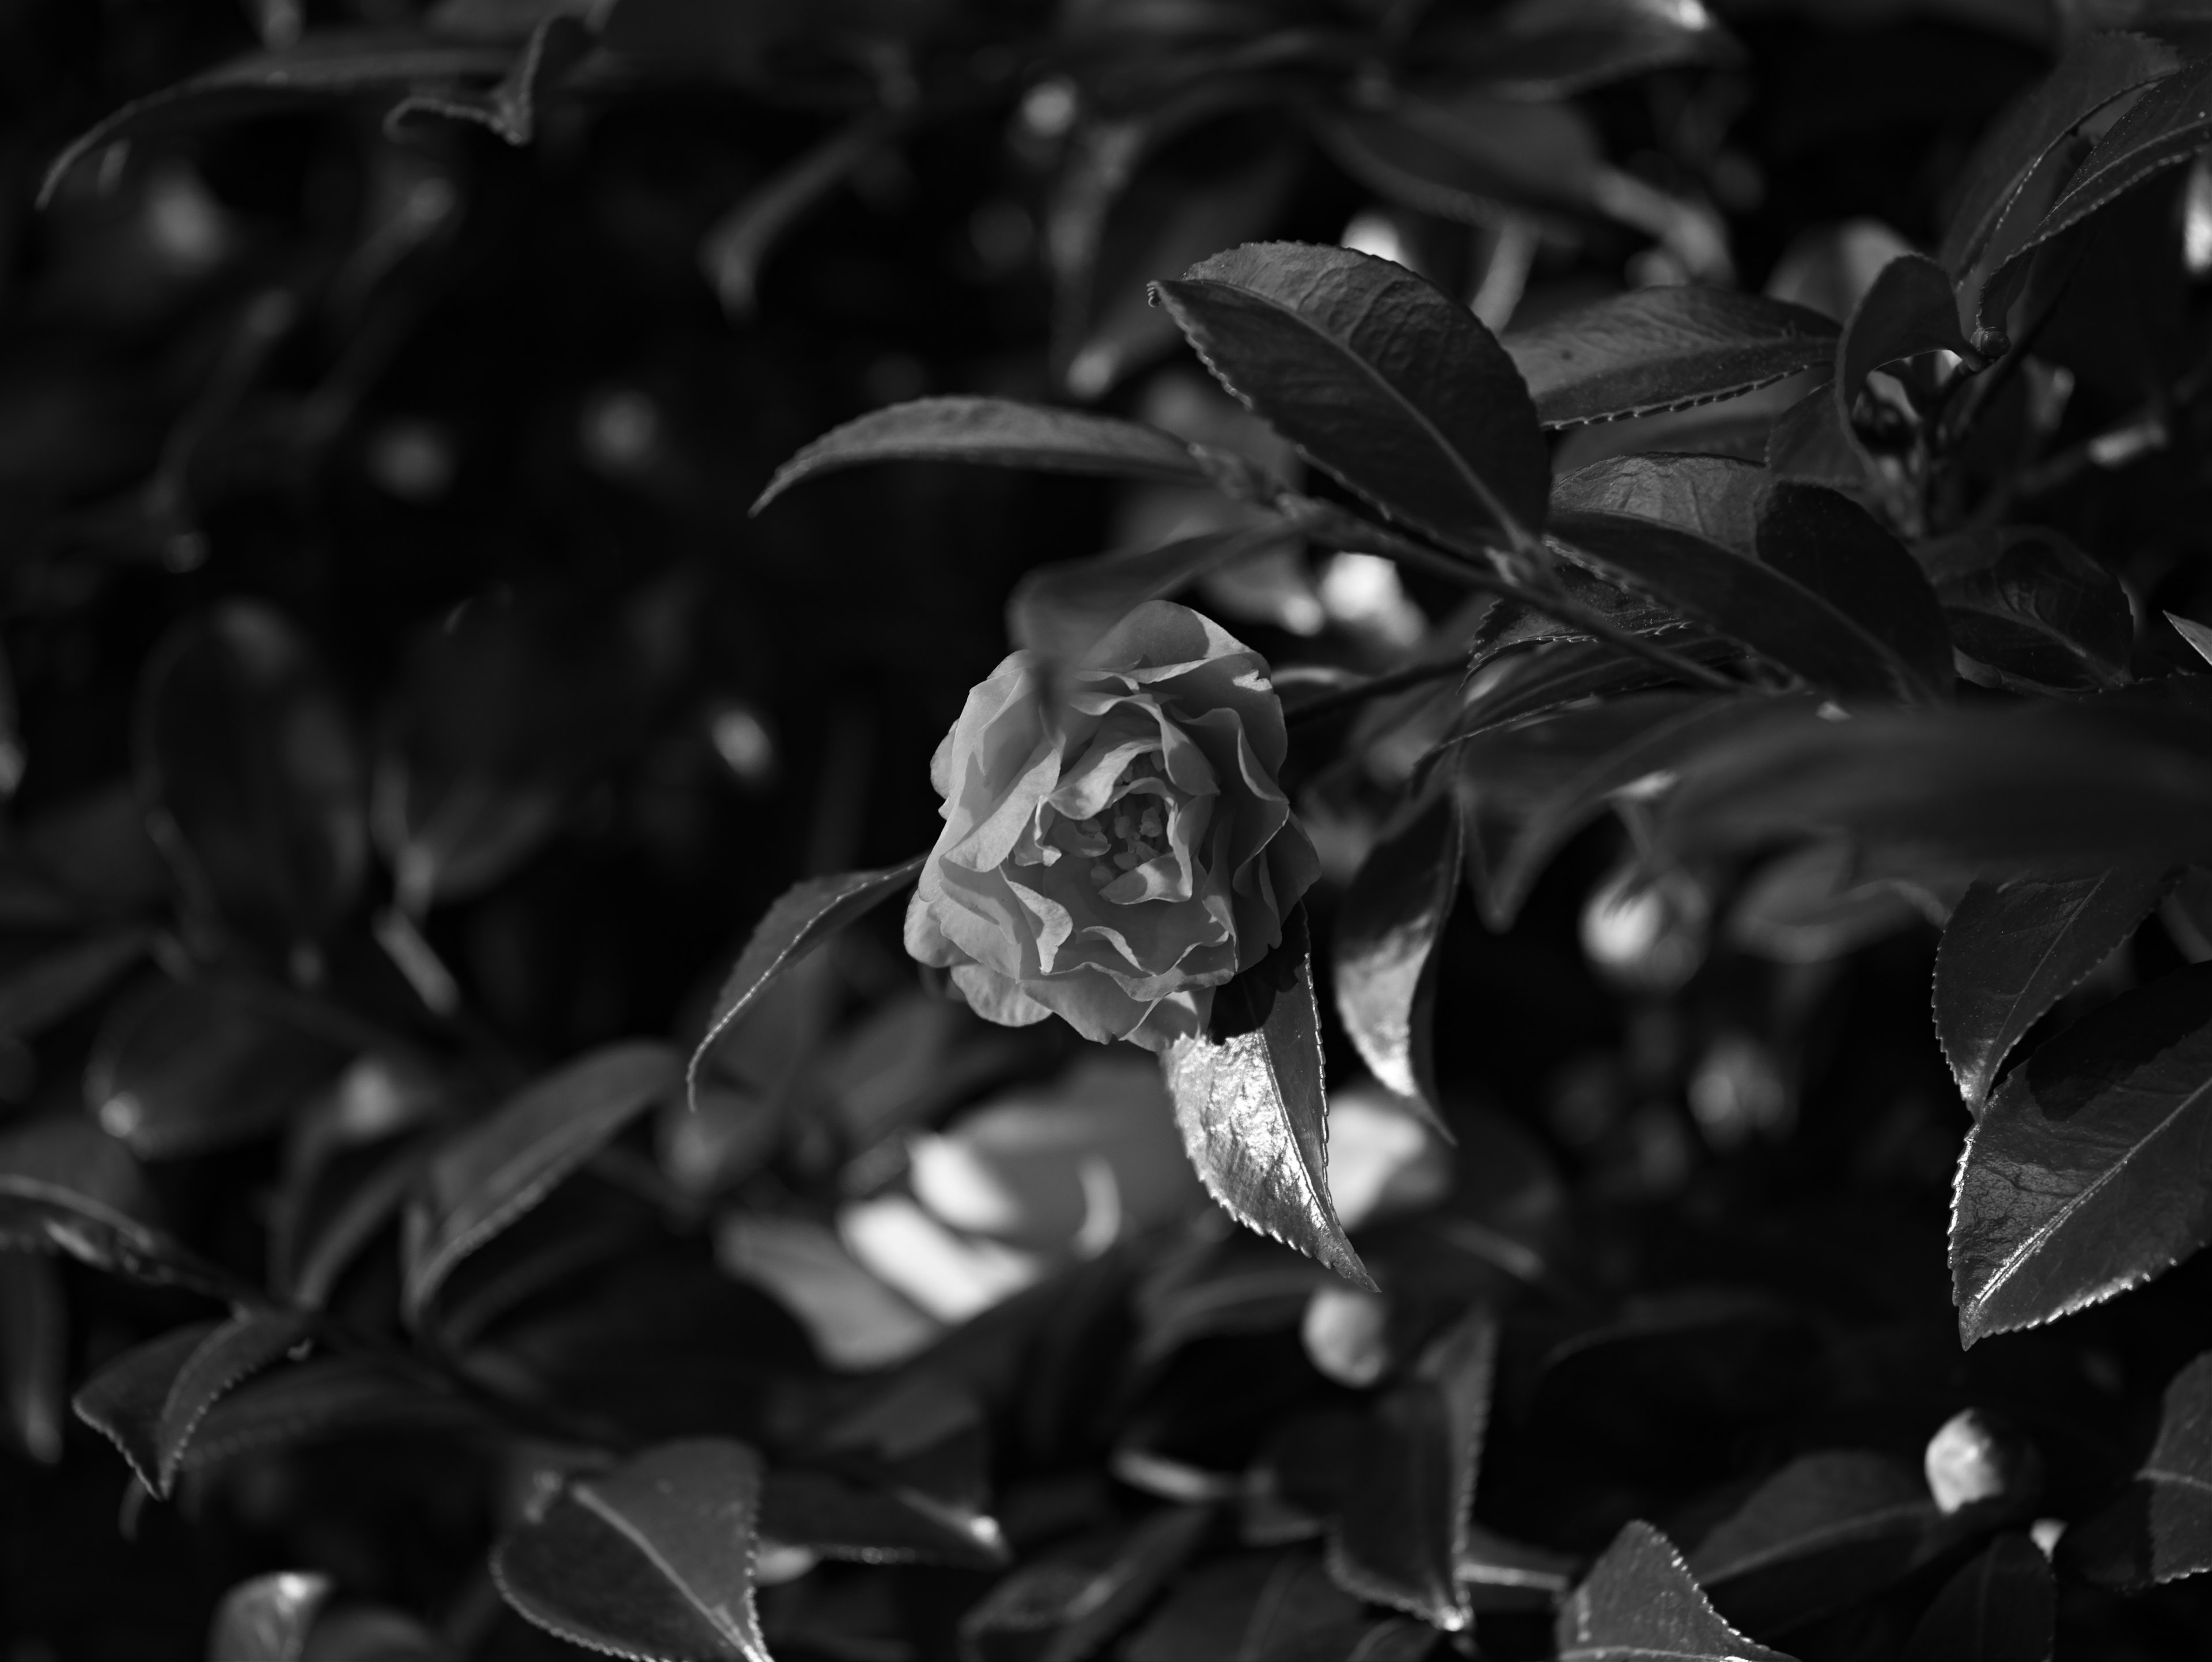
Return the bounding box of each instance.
[1285,656,1464,726]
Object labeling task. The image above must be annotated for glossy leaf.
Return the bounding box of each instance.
[1901,1534,2055,1662]
[1685,1452,1963,1636]
[1556,1521,1794,1662]
[1327,1309,1497,1631]
[1934,865,2171,1111]
[1009,520,1301,661]
[209,1572,334,1662]
[493,1438,772,1662]
[2062,1350,2212,1588]
[1832,254,1973,440]
[687,858,925,1104]
[1503,287,1837,429]
[138,603,366,953]
[1333,787,1460,1121]
[1153,243,1548,555]
[2024,53,2212,255]
[760,1468,1009,1570]
[957,1504,1211,1662]
[0,927,150,1039]
[1164,908,1372,1289]
[75,1309,313,1496]
[1940,527,2134,694]
[404,1040,680,1320]
[1953,964,2212,1343]
[755,398,1210,512]
[1437,0,1738,99]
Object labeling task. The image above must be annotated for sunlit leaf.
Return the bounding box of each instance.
[760,1467,1009,1570]
[1556,1521,1794,1662]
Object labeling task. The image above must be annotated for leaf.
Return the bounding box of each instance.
[493,1438,772,1662]
[1933,865,2171,1111]
[1555,1521,1795,1662]
[1127,1551,1383,1662]
[1764,378,1872,493]
[1685,1452,1966,1636]
[1503,288,1838,429]
[1952,963,2212,1343]
[1940,527,2134,694]
[755,398,1211,513]
[1900,1534,2054,1662]
[86,978,358,1159]
[1164,908,1372,1289]
[179,1353,478,1477]
[74,1309,314,1496]
[40,32,520,205]
[404,1040,681,1320]
[275,1137,426,1308]
[1009,520,1302,661]
[300,1606,453,1662]
[386,11,590,144]
[1833,254,1974,440]
[1552,457,1950,703]
[1327,1309,1498,1632]
[0,1115,236,1296]
[687,859,925,1106]
[0,927,150,1039]
[2021,52,2212,256]
[138,602,366,953]
[1940,30,2180,273]
[1455,1524,1579,1611]
[701,112,902,318]
[1333,788,1460,1123]
[716,1213,942,1371]
[1152,243,1549,556]
[957,1505,1211,1662]
[2061,1349,2212,1588]
[209,1572,334,1662]
[1435,0,1739,99]
[759,1468,1010,1570]
[0,1252,65,1465]
[1315,96,1606,231]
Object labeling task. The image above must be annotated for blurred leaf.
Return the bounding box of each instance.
[0,1252,65,1464]
[755,399,1211,512]
[1833,253,1974,443]
[717,1213,942,1371]
[86,978,358,1159]
[1685,1451,1966,1636]
[1316,95,1603,231]
[179,1354,477,1478]
[1556,1521,1794,1662]
[208,1572,334,1662]
[404,1040,680,1320]
[138,603,366,955]
[74,1309,314,1496]
[1332,786,1460,1122]
[703,111,902,319]
[493,1438,773,1662]
[1728,842,1930,963]
[300,1608,452,1661]
[274,1137,425,1308]
[1010,520,1300,661]
[1431,0,1739,98]
[387,12,591,144]
[1552,457,1952,703]
[0,1115,236,1296]
[687,859,925,1106]
[2020,52,2212,258]
[958,1505,1210,1662]
[2062,1349,2212,1588]
[1126,1551,1388,1662]
[1165,908,1372,1289]
[1934,865,2170,1111]
[1952,964,2212,1342]
[763,1467,1009,1569]
[1153,243,1549,556]
[1766,378,1873,492]
[0,927,150,1039]
[1455,1523,1578,1611]
[1327,1309,1497,1631]
[1504,288,1836,429]
[1900,1534,2054,1662]
[1940,29,2180,273]
[1938,527,2133,694]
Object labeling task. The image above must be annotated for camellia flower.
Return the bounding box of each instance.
[907,600,1319,1051]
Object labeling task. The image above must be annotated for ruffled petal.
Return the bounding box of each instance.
[950,963,1054,1028]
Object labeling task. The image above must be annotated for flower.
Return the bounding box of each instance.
[906,600,1319,1051]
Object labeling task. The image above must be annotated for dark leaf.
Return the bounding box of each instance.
[1315,96,1605,231]
[760,1468,1010,1570]
[1164,908,1372,1289]
[702,111,905,318]
[1765,378,1873,493]
[1327,1309,1497,1632]
[755,398,1210,512]
[1832,253,1974,445]
[2062,1349,2212,1588]
[86,978,357,1159]
[1940,31,2181,273]
[1127,1551,1380,1662]
[1900,1534,2054,1662]
[1449,634,1741,751]
[209,1572,335,1662]
[1934,865,2171,1111]
[40,32,519,205]
[1433,0,1739,99]
[1503,287,1837,429]
[2021,52,2212,256]
[386,12,590,144]
[1685,1452,1967,1636]
[687,859,925,1104]
[0,1252,65,1465]
[300,1605,453,1661]
[1455,1524,1578,1611]
[274,1136,426,1308]
[493,1438,772,1662]
[1010,520,1301,661]
[74,1309,313,1496]
[1953,964,2212,1342]
[404,1040,681,1320]
[179,1353,478,1477]
[1332,786,1460,1121]
[1940,527,2134,694]
[138,602,366,954]
[1153,243,1548,556]
[0,927,150,1039]
[1728,842,1933,964]
[1556,1521,1794,1662]
[957,1505,1211,1662]
[0,1115,236,1296]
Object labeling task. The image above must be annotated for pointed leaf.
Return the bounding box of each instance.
[180,1354,478,1477]
[1558,1521,1794,1662]
[1153,243,1548,555]
[1333,788,1461,1119]
[2022,53,2212,256]
[493,1438,772,1662]
[2062,1350,2212,1588]
[404,1040,680,1320]
[1934,865,2171,1111]
[687,859,925,1104]
[760,1468,1009,1570]
[0,1115,238,1296]
[1165,908,1372,1289]
[755,399,1209,512]
[1010,521,1301,661]
[75,1309,313,1496]
[209,1572,334,1662]
[1503,288,1837,429]
[1952,964,2212,1343]
[1833,255,1974,440]
[1901,1535,2054,1662]
[1327,1309,1498,1632]
[957,1504,1211,1662]
[1940,527,2134,695]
